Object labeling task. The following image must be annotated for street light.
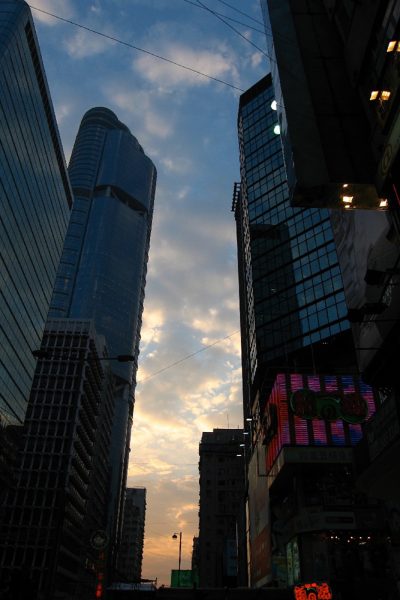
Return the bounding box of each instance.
[172,532,182,586]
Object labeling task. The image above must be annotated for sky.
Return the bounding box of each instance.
[31,0,269,586]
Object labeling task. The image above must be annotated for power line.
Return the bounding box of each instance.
[28,4,245,92]
[180,0,266,35]
[137,330,240,384]
[214,0,265,27]
[196,0,268,58]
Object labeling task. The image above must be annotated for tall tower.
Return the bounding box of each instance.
[233,74,355,425]
[232,75,381,591]
[118,488,146,583]
[198,429,246,588]
[0,0,71,484]
[49,107,157,558]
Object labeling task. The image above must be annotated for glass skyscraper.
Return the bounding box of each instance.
[233,74,353,417]
[49,106,157,555]
[0,0,71,430]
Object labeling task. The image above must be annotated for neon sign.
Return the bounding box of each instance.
[290,389,368,424]
[293,582,332,600]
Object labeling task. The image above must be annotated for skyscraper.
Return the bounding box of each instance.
[233,74,354,424]
[260,0,400,527]
[0,107,156,596]
[0,319,116,599]
[232,75,387,593]
[0,0,71,437]
[118,488,146,583]
[49,107,157,561]
[198,429,246,588]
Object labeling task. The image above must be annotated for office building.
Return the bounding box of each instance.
[118,488,146,583]
[198,429,246,588]
[260,0,400,211]
[232,74,395,595]
[0,0,71,455]
[0,319,115,599]
[260,0,400,546]
[49,106,157,561]
[233,74,354,426]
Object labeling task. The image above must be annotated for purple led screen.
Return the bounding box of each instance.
[266,373,377,473]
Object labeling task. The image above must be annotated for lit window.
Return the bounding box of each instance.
[342,196,353,204]
[370,91,379,101]
[380,90,391,101]
[379,199,388,208]
[387,41,397,52]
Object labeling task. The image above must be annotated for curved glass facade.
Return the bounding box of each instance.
[49,106,156,546]
[0,1,71,426]
[50,107,156,382]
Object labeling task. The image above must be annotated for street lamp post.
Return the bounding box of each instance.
[172,532,182,586]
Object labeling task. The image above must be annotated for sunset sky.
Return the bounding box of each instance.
[31,0,269,585]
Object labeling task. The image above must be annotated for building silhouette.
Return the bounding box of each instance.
[0,0,71,494]
[198,429,246,588]
[49,106,157,564]
[118,488,146,583]
[0,95,156,595]
[232,74,391,596]
[259,3,400,592]
[233,74,355,428]
[0,320,115,599]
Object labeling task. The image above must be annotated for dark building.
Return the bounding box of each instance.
[257,371,390,599]
[233,73,354,429]
[118,488,146,583]
[0,0,71,445]
[260,0,400,212]
[232,73,395,595]
[198,429,246,588]
[260,2,400,565]
[48,107,157,563]
[0,319,115,599]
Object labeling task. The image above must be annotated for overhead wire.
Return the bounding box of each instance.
[28,4,245,92]
[137,330,240,384]
[180,0,266,35]
[195,0,269,58]
[214,0,265,27]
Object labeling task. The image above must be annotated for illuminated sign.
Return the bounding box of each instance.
[290,389,368,424]
[293,582,332,600]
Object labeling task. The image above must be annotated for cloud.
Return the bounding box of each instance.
[132,40,239,90]
[64,27,116,59]
[160,159,193,176]
[30,0,74,25]
[103,88,175,141]
[251,51,264,68]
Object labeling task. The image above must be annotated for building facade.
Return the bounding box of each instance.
[117,488,146,583]
[233,74,354,425]
[260,0,400,211]
[260,372,390,599]
[48,106,157,562]
[0,319,115,599]
[260,0,400,544]
[232,73,397,595]
[0,0,71,436]
[198,429,246,588]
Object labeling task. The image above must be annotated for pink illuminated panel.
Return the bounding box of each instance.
[265,373,377,473]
